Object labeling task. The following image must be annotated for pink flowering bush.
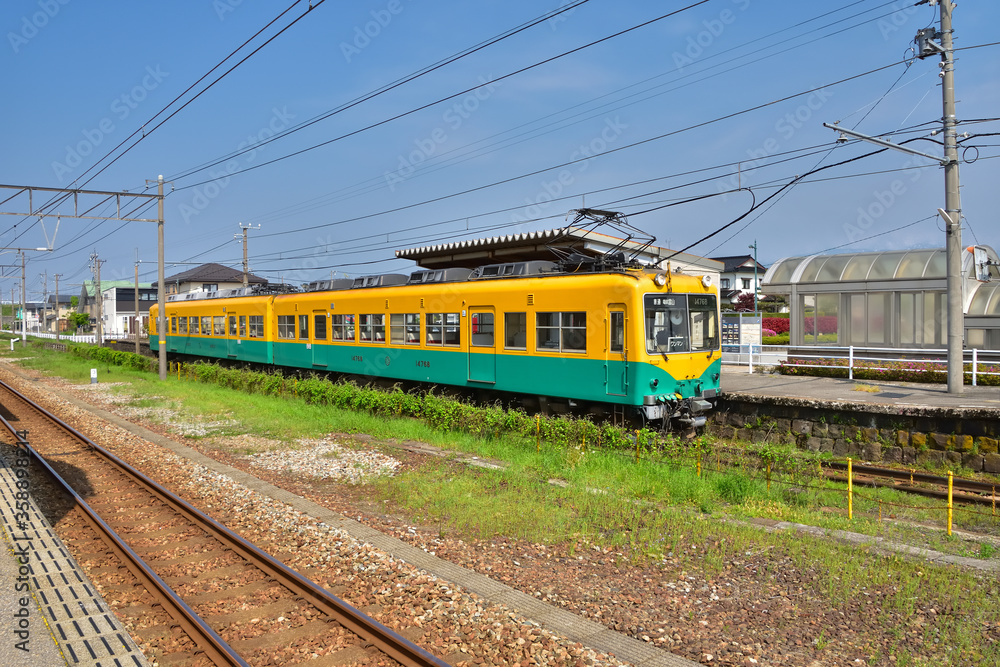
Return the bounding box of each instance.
[778,357,1000,386]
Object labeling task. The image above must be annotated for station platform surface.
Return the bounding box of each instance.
[721,366,1000,412]
[0,445,149,667]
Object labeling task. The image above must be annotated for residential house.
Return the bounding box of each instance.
[710,254,768,309]
[155,263,267,296]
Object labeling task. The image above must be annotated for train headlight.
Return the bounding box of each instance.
[653,273,667,287]
[701,275,712,288]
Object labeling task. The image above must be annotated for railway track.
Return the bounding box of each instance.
[0,378,450,667]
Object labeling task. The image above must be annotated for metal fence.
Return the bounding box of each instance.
[722,344,1000,386]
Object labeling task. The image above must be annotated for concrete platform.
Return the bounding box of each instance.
[0,444,149,667]
[721,366,1000,413]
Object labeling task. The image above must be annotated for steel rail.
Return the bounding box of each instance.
[0,378,450,667]
[0,410,249,667]
[826,460,1000,496]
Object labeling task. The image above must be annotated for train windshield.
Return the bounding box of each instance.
[644,294,718,354]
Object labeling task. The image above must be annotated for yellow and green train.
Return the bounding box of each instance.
[150,261,721,427]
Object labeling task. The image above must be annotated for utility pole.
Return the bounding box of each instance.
[149,175,167,381]
[40,271,47,335]
[134,257,141,355]
[19,251,26,346]
[824,0,965,394]
[235,223,260,288]
[91,252,104,346]
[748,240,758,314]
[54,273,62,342]
[938,0,963,395]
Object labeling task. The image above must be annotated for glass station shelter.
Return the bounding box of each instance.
[761,246,1000,349]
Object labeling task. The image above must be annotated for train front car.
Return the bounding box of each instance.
[629,268,721,428]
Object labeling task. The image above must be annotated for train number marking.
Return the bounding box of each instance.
[351,355,363,362]
[416,360,431,368]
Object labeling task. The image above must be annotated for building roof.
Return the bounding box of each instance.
[710,254,768,273]
[158,263,267,287]
[81,280,149,296]
[395,226,723,272]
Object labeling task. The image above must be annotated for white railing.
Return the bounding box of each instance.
[724,344,1000,386]
[21,331,97,344]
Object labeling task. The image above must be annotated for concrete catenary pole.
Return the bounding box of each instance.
[54,273,61,342]
[157,175,167,381]
[134,261,141,355]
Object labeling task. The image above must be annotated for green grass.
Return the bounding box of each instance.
[5,341,1000,665]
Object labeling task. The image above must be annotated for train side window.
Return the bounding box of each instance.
[278,315,295,339]
[239,316,247,337]
[228,315,237,336]
[360,314,385,343]
[179,317,189,335]
[504,312,527,349]
[202,316,212,335]
[314,313,327,341]
[214,316,225,335]
[331,314,354,341]
[390,313,419,344]
[190,317,200,335]
[562,312,587,351]
[443,313,460,345]
[536,311,586,353]
[610,311,624,353]
[249,315,264,338]
[471,312,494,347]
[298,314,309,340]
[170,316,177,334]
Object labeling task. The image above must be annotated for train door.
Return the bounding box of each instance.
[312,310,327,367]
[227,314,238,358]
[468,307,496,384]
[606,306,628,396]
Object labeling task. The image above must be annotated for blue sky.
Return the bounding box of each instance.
[2,0,998,299]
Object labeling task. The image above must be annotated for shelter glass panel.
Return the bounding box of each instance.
[850,294,865,344]
[867,293,888,344]
[868,252,905,280]
[768,257,806,285]
[896,250,935,278]
[817,256,851,282]
[798,258,824,284]
[899,293,916,345]
[924,252,947,278]
[841,255,877,281]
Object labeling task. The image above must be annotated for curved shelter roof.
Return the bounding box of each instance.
[762,246,999,289]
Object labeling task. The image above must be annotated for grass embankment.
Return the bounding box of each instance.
[5,339,1000,665]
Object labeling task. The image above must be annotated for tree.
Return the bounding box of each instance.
[68,312,90,331]
[70,295,79,308]
[734,291,757,312]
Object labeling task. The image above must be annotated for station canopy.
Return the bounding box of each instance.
[395,225,721,274]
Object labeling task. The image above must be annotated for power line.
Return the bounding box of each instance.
[172,1,714,190]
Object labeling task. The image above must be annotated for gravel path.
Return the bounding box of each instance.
[7,363,999,666]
